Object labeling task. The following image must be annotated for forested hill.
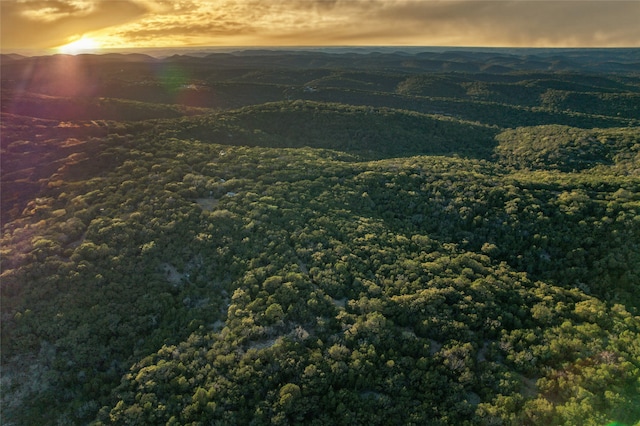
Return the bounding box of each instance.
[2,49,639,127]
[1,50,640,425]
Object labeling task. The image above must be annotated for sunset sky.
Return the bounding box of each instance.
[2,0,640,53]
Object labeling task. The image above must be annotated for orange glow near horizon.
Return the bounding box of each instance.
[57,36,101,55]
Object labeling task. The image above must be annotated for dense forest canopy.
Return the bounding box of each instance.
[1,49,640,425]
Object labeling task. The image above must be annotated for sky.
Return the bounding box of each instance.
[2,0,640,53]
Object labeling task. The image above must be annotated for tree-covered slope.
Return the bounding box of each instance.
[495,125,640,172]
[168,101,499,160]
[2,120,640,425]
[2,50,640,425]
[2,91,209,121]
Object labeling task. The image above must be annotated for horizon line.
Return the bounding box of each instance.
[3,45,640,58]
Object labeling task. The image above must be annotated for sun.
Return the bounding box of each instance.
[57,36,101,54]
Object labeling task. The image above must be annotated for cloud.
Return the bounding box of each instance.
[1,0,148,50]
[209,0,640,47]
[114,21,252,44]
[2,0,639,50]
[17,0,95,22]
[93,1,259,46]
[375,1,638,47]
[359,0,640,47]
[265,0,640,47]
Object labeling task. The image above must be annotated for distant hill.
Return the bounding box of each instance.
[2,90,209,121]
[2,50,639,128]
